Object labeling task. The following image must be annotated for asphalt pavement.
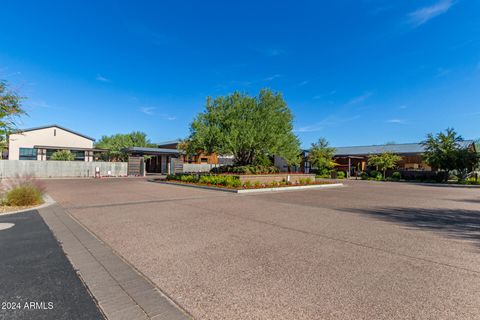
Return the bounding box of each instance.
[0,210,104,320]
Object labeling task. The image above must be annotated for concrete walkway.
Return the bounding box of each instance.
[39,204,190,320]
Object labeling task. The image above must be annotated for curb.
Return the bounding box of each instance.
[39,204,192,320]
[0,194,56,216]
[155,181,344,194]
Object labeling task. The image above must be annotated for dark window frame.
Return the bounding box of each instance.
[19,147,37,160]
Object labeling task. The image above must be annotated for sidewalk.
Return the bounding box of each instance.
[38,204,190,320]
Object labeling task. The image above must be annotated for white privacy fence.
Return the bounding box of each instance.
[0,160,128,178]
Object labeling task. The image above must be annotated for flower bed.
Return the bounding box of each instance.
[165,173,328,190]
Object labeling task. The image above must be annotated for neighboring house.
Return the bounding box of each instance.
[8,124,106,161]
[156,140,219,164]
[124,140,231,174]
[301,141,476,175]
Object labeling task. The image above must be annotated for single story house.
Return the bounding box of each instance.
[302,140,476,176]
[124,140,232,174]
[7,124,106,161]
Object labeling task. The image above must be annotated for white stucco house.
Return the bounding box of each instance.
[8,124,105,161]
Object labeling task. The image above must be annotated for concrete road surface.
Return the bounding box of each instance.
[44,178,480,320]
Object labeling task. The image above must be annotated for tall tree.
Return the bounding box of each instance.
[367,152,402,179]
[183,89,301,166]
[308,138,337,174]
[422,128,476,181]
[95,131,154,161]
[0,81,25,158]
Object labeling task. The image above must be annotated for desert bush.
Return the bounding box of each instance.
[5,184,44,206]
[391,172,401,181]
[1,175,46,207]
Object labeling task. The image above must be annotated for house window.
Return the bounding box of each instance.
[19,148,37,160]
[46,149,85,161]
[71,150,85,161]
[200,157,208,163]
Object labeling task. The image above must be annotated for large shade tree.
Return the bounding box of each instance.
[0,80,25,158]
[308,138,337,175]
[95,131,154,161]
[183,89,301,166]
[422,128,478,181]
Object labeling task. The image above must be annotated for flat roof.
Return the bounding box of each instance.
[123,147,181,156]
[34,145,108,152]
[18,124,96,141]
[332,140,475,156]
[155,139,181,147]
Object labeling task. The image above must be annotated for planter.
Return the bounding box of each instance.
[236,174,316,184]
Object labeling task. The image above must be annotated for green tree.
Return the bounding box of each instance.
[308,138,337,175]
[50,150,75,161]
[454,147,479,181]
[422,128,477,181]
[0,80,25,158]
[367,152,402,179]
[183,89,301,166]
[95,131,154,161]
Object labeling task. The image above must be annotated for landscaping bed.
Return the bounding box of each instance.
[161,173,331,191]
[0,176,46,214]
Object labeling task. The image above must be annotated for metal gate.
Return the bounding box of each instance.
[127,156,145,176]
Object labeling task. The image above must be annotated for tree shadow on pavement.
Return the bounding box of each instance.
[340,207,480,245]
[450,198,480,204]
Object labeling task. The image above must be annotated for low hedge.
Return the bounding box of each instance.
[210,165,279,175]
[166,174,241,188]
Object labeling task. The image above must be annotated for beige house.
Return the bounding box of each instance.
[8,124,104,161]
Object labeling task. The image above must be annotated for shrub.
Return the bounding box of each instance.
[391,172,401,181]
[254,181,261,188]
[5,184,44,206]
[464,177,480,185]
[305,177,313,184]
[360,172,369,180]
[336,171,345,179]
[50,150,75,161]
[244,180,253,188]
[369,170,380,178]
[181,174,197,183]
[211,165,279,175]
[368,170,383,180]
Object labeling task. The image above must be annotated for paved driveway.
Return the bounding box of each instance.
[44,178,480,320]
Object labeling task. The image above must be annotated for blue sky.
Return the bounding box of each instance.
[1,0,479,148]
